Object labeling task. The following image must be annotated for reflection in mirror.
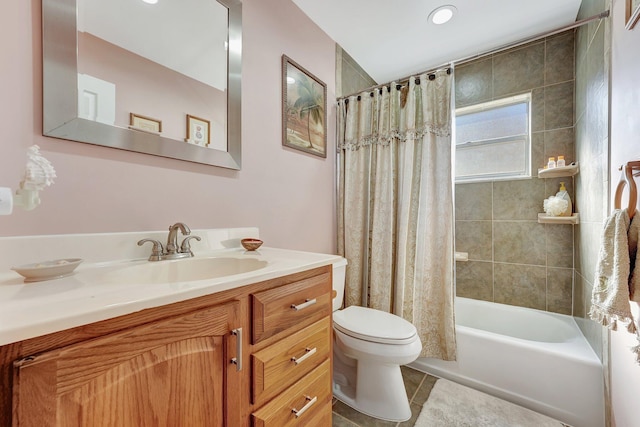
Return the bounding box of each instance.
[43,0,242,169]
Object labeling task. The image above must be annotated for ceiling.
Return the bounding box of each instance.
[292,0,583,84]
[78,0,228,90]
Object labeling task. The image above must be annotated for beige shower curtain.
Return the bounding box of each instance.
[337,70,456,360]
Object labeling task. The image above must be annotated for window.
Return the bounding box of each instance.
[455,94,531,182]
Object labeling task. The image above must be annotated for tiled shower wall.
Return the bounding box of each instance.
[335,46,377,98]
[454,31,576,314]
[574,0,610,361]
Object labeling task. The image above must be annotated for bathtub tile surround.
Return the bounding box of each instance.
[455,261,493,301]
[547,267,574,314]
[335,45,377,98]
[574,0,611,364]
[455,30,576,314]
[493,222,546,266]
[494,263,547,309]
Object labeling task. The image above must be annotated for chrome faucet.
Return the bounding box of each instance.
[166,222,190,255]
[138,222,201,261]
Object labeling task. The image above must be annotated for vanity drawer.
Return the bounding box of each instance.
[252,317,331,403]
[251,359,332,427]
[252,271,331,344]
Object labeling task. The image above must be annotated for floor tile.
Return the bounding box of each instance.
[401,365,426,401]
[332,411,360,427]
[412,374,438,405]
[332,400,397,427]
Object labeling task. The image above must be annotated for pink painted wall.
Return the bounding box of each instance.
[78,32,227,146]
[0,0,337,254]
[610,1,640,426]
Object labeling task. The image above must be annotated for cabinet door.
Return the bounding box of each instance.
[12,301,242,427]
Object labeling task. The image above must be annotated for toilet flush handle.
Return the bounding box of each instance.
[291,298,317,311]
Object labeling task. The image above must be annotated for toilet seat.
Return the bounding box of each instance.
[333,306,418,345]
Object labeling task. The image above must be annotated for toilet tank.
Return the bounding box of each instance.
[332,258,348,311]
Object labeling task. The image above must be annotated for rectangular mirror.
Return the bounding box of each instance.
[42,0,242,169]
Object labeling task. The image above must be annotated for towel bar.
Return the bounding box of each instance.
[615,161,640,219]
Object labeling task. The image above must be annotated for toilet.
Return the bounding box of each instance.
[331,258,422,422]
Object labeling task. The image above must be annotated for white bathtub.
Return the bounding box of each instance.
[409,297,604,427]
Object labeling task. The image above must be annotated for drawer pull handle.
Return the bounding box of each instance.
[230,328,242,372]
[291,298,317,311]
[291,347,317,365]
[292,395,317,418]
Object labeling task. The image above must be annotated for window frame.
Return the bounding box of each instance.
[454,93,532,183]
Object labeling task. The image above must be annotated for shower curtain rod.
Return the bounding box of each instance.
[337,10,610,101]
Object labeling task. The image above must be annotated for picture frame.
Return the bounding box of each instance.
[185,114,211,147]
[282,55,327,158]
[129,113,162,134]
[626,0,640,30]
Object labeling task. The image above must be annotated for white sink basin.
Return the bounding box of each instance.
[100,257,268,285]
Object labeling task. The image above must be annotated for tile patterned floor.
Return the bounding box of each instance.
[332,366,572,427]
[332,366,437,427]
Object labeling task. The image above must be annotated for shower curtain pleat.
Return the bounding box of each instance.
[337,71,456,360]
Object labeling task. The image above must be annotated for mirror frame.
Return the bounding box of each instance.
[42,0,242,169]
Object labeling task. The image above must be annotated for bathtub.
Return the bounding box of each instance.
[409,297,604,427]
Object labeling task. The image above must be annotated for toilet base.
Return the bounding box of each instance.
[333,357,412,422]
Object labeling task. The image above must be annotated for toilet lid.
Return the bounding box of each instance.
[333,306,418,345]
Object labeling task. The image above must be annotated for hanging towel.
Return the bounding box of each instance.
[590,209,640,364]
[629,214,640,303]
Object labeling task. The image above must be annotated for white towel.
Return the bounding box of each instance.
[590,209,640,363]
[628,214,640,303]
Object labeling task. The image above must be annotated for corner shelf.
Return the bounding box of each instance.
[537,162,579,179]
[538,213,580,224]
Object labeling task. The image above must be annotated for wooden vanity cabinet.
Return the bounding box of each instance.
[12,301,242,427]
[0,265,333,427]
[250,269,334,426]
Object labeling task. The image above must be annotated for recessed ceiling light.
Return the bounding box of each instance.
[429,5,457,25]
[286,77,295,84]
[142,0,158,4]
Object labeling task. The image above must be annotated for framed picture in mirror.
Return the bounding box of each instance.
[626,0,640,29]
[186,115,211,147]
[129,113,162,134]
[282,55,327,158]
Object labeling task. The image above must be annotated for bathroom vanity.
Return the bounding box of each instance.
[0,228,340,426]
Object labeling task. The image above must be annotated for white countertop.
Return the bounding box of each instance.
[0,247,343,346]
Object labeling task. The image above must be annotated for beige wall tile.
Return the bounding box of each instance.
[455,261,493,301]
[493,42,545,97]
[494,263,547,309]
[547,267,574,314]
[455,58,493,108]
[544,81,575,129]
[545,32,575,85]
[455,220,492,261]
[494,221,547,265]
[546,224,574,268]
[493,180,545,221]
[455,182,492,220]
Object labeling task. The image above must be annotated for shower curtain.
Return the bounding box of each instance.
[337,70,456,360]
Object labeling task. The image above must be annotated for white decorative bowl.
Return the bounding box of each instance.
[11,258,83,282]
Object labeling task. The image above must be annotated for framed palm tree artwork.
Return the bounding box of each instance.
[282,55,327,158]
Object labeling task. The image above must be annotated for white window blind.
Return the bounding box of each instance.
[455,94,531,182]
